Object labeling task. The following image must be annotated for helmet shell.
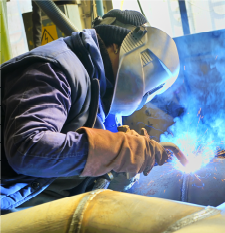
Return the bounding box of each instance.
[109,26,180,116]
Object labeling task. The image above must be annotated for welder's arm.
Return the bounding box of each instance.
[77,127,168,177]
[3,63,88,178]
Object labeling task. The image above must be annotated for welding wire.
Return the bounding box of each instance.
[162,206,221,233]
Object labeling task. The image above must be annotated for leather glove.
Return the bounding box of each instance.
[117,125,168,176]
[77,126,168,177]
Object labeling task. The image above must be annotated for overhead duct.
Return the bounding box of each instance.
[34,0,79,36]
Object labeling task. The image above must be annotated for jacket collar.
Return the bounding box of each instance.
[64,29,106,97]
[64,29,116,118]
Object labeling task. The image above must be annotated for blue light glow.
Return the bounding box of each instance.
[160,30,225,174]
[161,111,217,173]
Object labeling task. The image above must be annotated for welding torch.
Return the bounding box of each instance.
[117,125,189,167]
[159,142,189,167]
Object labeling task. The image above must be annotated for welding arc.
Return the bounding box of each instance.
[160,142,189,167]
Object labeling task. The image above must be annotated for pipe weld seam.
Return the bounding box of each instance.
[68,189,111,233]
[162,206,221,233]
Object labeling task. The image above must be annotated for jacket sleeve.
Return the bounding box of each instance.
[3,62,88,178]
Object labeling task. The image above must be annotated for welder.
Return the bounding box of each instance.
[1,9,180,212]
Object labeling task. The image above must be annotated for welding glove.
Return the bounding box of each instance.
[77,126,168,177]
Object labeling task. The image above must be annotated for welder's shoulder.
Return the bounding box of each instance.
[2,61,72,110]
[4,61,68,88]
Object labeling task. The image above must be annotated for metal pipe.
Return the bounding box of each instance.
[34,0,79,36]
[2,189,225,232]
[95,0,104,17]
[178,0,190,35]
[126,158,225,207]
[160,142,189,166]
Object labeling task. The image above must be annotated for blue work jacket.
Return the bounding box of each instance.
[1,29,118,210]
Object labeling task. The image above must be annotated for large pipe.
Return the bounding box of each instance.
[34,0,79,36]
[1,189,225,232]
[126,158,225,207]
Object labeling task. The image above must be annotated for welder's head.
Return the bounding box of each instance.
[93,9,148,47]
[93,9,180,116]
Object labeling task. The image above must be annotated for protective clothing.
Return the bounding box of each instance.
[93,9,148,46]
[1,29,112,210]
[77,127,168,177]
[110,26,180,116]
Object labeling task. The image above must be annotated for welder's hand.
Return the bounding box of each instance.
[77,126,168,177]
[118,126,168,176]
[139,128,168,176]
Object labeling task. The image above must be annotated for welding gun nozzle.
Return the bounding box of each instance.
[159,142,189,167]
[176,151,189,167]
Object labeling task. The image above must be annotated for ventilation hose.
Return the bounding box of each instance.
[34,0,79,36]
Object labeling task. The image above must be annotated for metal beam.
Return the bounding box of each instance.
[178,0,190,35]
[96,0,104,17]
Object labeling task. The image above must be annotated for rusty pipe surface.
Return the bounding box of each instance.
[160,142,189,167]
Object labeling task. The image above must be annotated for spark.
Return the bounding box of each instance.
[148,180,154,185]
[161,107,224,174]
[194,174,202,182]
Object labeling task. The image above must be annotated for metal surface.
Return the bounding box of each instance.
[92,178,110,190]
[186,158,225,206]
[109,26,180,116]
[126,162,184,201]
[125,158,225,207]
[162,206,221,233]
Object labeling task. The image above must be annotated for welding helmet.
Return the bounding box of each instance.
[109,25,180,116]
